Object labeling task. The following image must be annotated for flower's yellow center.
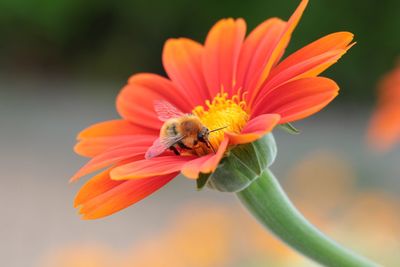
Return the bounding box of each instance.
[192,91,249,150]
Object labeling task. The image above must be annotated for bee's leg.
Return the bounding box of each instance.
[169,146,180,155]
[177,141,191,150]
[201,139,216,154]
[207,141,216,153]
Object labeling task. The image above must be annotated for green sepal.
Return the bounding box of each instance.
[196,172,211,190]
[206,133,277,193]
[279,123,300,134]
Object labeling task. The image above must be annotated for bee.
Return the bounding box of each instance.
[145,100,225,159]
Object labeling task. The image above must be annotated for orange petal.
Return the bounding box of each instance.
[249,0,309,105]
[74,168,124,208]
[74,136,137,158]
[202,18,246,97]
[252,77,339,123]
[227,114,280,145]
[181,137,229,179]
[77,119,156,139]
[75,120,158,157]
[262,49,348,93]
[116,73,193,129]
[271,32,354,76]
[263,32,354,90]
[110,156,195,180]
[70,137,156,182]
[163,38,209,106]
[236,18,286,93]
[76,171,176,219]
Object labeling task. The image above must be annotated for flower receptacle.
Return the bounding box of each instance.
[202,133,277,192]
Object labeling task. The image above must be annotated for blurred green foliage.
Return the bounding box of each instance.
[0,0,399,102]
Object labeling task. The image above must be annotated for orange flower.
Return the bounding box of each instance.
[72,0,354,219]
[368,58,400,151]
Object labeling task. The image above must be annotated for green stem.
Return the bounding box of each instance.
[236,169,379,267]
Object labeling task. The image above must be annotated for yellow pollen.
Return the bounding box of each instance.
[192,91,249,151]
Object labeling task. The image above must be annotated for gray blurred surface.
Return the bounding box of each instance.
[0,80,399,267]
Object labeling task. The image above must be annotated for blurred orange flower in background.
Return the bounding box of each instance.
[41,244,118,267]
[71,0,354,220]
[123,205,232,267]
[368,58,400,151]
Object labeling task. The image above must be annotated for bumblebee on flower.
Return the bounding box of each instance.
[71,0,354,220]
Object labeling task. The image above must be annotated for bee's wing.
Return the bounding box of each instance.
[154,100,186,121]
[145,135,184,159]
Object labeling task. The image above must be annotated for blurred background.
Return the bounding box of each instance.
[1,0,399,266]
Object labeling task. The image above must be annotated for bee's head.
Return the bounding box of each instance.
[197,127,210,143]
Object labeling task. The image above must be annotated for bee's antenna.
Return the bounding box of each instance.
[209,126,228,133]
